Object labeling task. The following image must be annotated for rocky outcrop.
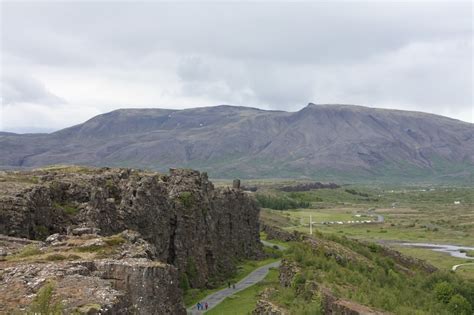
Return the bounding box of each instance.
[261,224,301,242]
[0,232,185,314]
[253,288,288,315]
[0,167,263,288]
[374,244,438,274]
[95,260,184,314]
[321,288,387,315]
[278,259,301,288]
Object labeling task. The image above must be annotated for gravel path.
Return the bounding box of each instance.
[186,260,281,314]
[187,240,284,314]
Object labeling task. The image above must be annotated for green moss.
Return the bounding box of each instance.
[178,191,194,208]
[74,234,125,257]
[103,235,126,246]
[44,254,67,261]
[74,303,102,314]
[53,201,79,216]
[9,244,41,259]
[75,245,104,253]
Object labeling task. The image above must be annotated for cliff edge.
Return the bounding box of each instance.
[0,166,263,314]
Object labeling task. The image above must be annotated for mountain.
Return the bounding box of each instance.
[1,103,473,183]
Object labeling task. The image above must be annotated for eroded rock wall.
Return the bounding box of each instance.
[0,233,186,315]
[0,167,263,288]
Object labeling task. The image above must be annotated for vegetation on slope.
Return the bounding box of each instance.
[269,234,474,314]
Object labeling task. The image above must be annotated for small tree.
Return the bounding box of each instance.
[448,294,472,315]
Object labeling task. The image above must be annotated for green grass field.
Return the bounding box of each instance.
[258,184,474,279]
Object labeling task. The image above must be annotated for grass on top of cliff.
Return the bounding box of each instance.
[183,247,282,307]
[3,235,126,263]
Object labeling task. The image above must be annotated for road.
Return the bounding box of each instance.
[261,240,287,251]
[187,241,284,314]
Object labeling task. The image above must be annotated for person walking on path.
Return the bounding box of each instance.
[196,302,202,310]
[232,283,236,289]
[205,302,208,310]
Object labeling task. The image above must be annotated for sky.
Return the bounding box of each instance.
[1,1,473,133]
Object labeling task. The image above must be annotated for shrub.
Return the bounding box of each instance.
[35,225,50,240]
[434,281,455,304]
[186,257,198,283]
[179,273,190,292]
[344,189,369,198]
[28,280,63,315]
[291,273,306,289]
[448,294,472,315]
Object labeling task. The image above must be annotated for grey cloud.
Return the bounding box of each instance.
[0,1,472,132]
[3,2,472,66]
[1,75,66,105]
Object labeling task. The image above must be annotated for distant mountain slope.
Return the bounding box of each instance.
[1,103,473,183]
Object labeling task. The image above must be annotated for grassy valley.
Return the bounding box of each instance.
[205,181,474,314]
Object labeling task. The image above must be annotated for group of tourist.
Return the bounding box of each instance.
[195,282,238,311]
[196,301,208,311]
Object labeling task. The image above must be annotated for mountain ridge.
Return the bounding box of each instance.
[1,103,473,183]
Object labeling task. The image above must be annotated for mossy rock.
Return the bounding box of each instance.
[75,303,102,314]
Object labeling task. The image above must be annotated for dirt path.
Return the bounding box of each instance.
[452,262,474,271]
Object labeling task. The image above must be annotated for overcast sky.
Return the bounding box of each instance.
[1,1,472,133]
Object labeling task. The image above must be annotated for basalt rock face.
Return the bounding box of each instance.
[0,233,186,314]
[0,167,263,288]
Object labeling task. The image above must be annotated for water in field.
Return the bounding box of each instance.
[400,243,474,259]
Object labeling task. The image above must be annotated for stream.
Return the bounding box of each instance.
[398,242,474,260]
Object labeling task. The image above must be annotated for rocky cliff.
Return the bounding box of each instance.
[0,232,186,314]
[0,166,263,313]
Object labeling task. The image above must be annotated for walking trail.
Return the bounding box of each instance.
[187,241,285,314]
[452,262,474,271]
